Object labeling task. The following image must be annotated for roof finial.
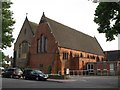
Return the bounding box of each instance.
[42,12,45,17]
[40,12,46,23]
[26,13,28,16]
[25,13,29,21]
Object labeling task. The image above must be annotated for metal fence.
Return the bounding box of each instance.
[68,69,119,76]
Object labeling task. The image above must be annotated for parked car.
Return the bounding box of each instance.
[0,67,5,75]
[22,69,48,81]
[2,68,23,79]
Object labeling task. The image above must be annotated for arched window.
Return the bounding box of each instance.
[96,56,100,62]
[22,41,28,53]
[80,53,83,58]
[62,52,69,60]
[70,52,73,59]
[45,37,48,52]
[41,34,45,52]
[87,55,89,58]
[93,56,95,59]
[37,39,40,53]
[18,41,29,58]
[37,34,48,53]
[63,52,65,60]
[101,57,104,61]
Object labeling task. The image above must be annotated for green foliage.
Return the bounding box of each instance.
[0,50,5,63]
[1,1,15,49]
[94,2,120,41]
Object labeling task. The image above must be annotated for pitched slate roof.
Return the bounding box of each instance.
[40,15,104,55]
[15,17,38,44]
[29,21,38,34]
[104,50,120,61]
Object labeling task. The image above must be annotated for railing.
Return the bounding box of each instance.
[68,69,118,76]
[69,70,88,76]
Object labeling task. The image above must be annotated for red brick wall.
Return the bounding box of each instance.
[94,62,117,71]
[29,23,105,75]
[58,47,104,75]
[29,23,59,73]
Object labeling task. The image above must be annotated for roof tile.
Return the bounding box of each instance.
[43,17,104,55]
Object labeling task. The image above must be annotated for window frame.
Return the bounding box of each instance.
[37,34,48,53]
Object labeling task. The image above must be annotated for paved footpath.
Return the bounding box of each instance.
[47,75,119,84]
[47,78,76,83]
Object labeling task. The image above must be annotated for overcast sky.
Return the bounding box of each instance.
[3,0,118,57]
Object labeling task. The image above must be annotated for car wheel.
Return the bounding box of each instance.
[10,75,13,78]
[2,75,5,78]
[18,75,21,79]
[36,77,39,81]
[44,78,47,81]
[24,76,28,80]
[22,76,25,79]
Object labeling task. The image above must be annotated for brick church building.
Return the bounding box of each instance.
[13,17,38,67]
[14,13,105,75]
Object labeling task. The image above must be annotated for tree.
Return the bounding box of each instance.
[1,1,15,49]
[0,1,15,67]
[94,2,120,41]
[0,50,5,66]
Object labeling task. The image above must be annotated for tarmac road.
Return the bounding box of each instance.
[1,76,119,89]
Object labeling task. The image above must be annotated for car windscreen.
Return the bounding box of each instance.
[7,69,14,71]
[34,70,43,74]
[24,70,33,74]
